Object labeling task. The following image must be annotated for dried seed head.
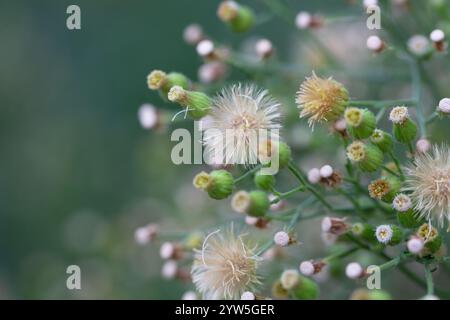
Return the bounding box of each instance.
[321,216,350,235]
[368,179,391,200]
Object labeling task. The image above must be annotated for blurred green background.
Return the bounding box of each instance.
[0,0,449,299]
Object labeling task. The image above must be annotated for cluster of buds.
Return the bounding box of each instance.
[368,177,400,203]
[307,165,342,187]
[168,86,211,120]
[147,70,190,99]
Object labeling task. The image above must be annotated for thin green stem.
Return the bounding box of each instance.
[388,151,404,179]
[424,264,435,296]
[322,247,359,263]
[270,185,306,203]
[287,161,333,211]
[234,165,261,184]
[381,165,402,179]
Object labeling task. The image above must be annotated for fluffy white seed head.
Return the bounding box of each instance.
[416,138,431,153]
[438,98,450,113]
[196,39,215,57]
[403,145,450,228]
[280,269,300,290]
[191,227,261,300]
[161,260,178,279]
[366,35,384,51]
[160,242,175,260]
[182,291,198,300]
[407,237,424,254]
[138,104,159,129]
[299,261,315,276]
[241,291,256,300]
[274,231,290,247]
[202,84,281,165]
[295,11,312,29]
[389,106,409,124]
[375,225,393,244]
[345,262,363,279]
[307,168,322,184]
[407,35,430,56]
[320,165,334,178]
[392,193,413,212]
[183,24,204,45]
[430,29,445,42]
[255,38,273,58]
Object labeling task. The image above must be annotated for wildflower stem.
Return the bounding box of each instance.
[388,151,405,179]
[424,264,435,296]
[322,247,358,263]
[407,141,415,155]
[348,99,417,108]
[426,112,439,124]
[234,165,262,184]
[381,165,402,179]
[288,161,333,211]
[271,185,306,203]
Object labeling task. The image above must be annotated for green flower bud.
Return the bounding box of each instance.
[375,224,403,246]
[397,210,423,229]
[368,290,392,300]
[345,107,376,139]
[217,1,255,33]
[247,190,270,217]
[183,231,203,250]
[290,275,319,300]
[352,223,377,243]
[168,86,211,120]
[389,106,417,143]
[346,141,384,172]
[368,177,400,203]
[417,223,443,254]
[370,129,393,153]
[254,170,276,191]
[278,142,292,169]
[193,170,234,199]
[147,70,189,98]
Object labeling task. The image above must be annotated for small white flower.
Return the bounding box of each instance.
[196,39,215,57]
[389,106,409,124]
[138,104,159,129]
[407,237,424,254]
[245,215,259,226]
[375,225,393,244]
[430,29,445,42]
[307,168,321,184]
[363,0,378,8]
[345,262,363,279]
[295,11,312,29]
[438,98,450,113]
[416,138,431,153]
[183,24,204,45]
[392,193,412,212]
[299,261,315,276]
[280,269,299,290]
[241,291,256,300]
[407,35,430,56]
[182,291,198,300]
[160,242,175,260]
[255,38,273,59]
[319,165,334,178]
[274,231,290,247]
[366,35,384,52]
[161,260,178,279]
[134,223,159,244]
